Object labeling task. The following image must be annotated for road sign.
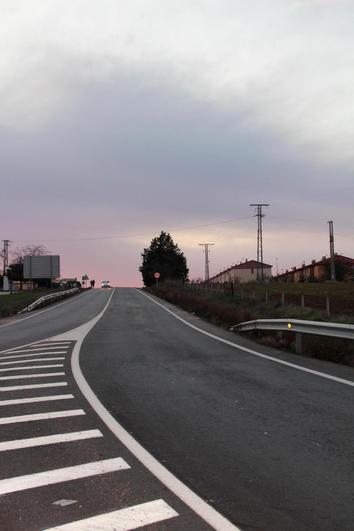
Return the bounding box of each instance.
[154,272,160,279]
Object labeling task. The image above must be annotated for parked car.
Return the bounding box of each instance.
[101,280,111,288]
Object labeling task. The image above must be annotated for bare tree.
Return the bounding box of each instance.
[11,245,49,265]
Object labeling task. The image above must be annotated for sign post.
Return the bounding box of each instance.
[154,272,160,287]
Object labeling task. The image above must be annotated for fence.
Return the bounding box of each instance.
[187,282,353,317]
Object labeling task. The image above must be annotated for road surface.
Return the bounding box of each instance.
[0,287,353,530]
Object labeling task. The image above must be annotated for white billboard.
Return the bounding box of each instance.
[23,255,60,279]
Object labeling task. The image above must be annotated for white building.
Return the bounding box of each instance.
[210,260,272,284]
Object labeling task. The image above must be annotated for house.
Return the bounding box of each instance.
[274,255,354,282]
[210,260,272,284]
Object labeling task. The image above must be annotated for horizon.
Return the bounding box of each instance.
[2,1,354,286]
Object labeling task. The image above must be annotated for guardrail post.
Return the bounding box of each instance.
[295,332,303,354]
[326,295,330,317]
[281,292,285,305]
[301,294,305,309]
[265,289,269,304]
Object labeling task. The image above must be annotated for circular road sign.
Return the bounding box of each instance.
[154,272,160,279]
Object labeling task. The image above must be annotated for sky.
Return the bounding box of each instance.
[1,0,354,285]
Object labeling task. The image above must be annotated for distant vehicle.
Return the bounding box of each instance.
[101,280,111,288]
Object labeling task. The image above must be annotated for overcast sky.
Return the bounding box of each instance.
[1,0,354,285]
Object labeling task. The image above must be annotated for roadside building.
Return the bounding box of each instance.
[274,255,354,282]
[210,260,272,284]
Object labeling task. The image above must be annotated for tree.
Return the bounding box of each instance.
[11,244,48,265]
[9,245,49,284]
[139,231,189,287]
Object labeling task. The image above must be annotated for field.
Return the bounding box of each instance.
[0,290,53,318]
[194,281,354,317]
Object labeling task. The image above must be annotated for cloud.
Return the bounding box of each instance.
[1,0,354,165]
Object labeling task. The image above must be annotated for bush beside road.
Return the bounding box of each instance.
[147,284,354,367]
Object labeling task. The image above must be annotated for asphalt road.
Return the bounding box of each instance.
[0,289,111,351]
[0,289,227,530]
[80,288,354,531]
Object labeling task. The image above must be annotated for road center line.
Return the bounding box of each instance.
[0,457,130,495]
[0,409,85,425]
[138,290,354,388]
[0,429,102,452]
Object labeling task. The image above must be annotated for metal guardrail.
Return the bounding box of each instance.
[18,288,80,314]
[230,318,354,353]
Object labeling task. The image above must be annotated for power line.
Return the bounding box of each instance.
[8,216,253,243]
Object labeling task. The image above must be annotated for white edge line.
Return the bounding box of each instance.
[68,288,239,531]
[138,290,354,388]
[0,291,89,329]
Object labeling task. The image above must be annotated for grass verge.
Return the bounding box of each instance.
[146,285,354,368]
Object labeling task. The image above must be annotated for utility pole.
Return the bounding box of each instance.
[250,204,269,282]
[198,243,214,284]
[2,240,11,275]
[328,220,336,281]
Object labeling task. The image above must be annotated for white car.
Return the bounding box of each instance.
[101,280,111,288]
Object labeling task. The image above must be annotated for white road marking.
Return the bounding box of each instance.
[0,357,65,366]
[0,409,85,425]
[0,352,67,361]
[34,342,72,347]
[0,429,102,452]
[52,499,78,507]
[0,372,65,381]
[4,347,70,354]
[0,457,130,495]
[45,499,178,530]
[0,340,71,356]
[0,382,68,392]
[0,364,63,373]
[61,288,239,531]
[0,394,74,406]
[139,290,354,388]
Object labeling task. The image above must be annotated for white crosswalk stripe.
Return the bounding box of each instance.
[0,394,74,406]
[0,364,64,372]
[0,382,68,391]
[0,372,65,381]
[45,499,179,530]
[0,357,65,366]
[0,340,181,531]
[0,429,103,452]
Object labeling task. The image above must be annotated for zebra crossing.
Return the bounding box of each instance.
[0,339,204,530]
